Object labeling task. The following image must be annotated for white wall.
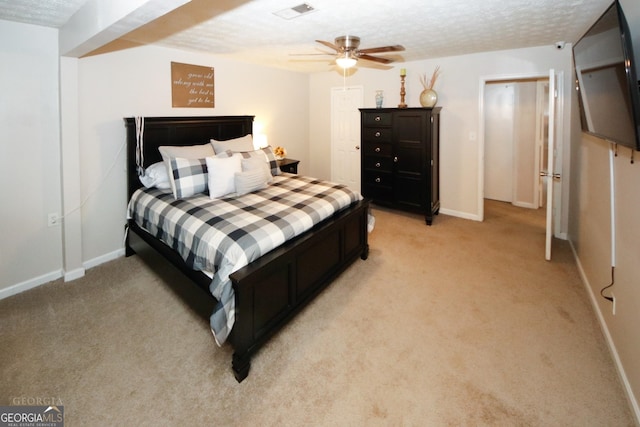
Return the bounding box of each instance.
[309,45,573,224]
[0,35,309,295]
[568,0,640,419]
[570,132,640,420]
[75,45,310,263]
[0,20,63,294]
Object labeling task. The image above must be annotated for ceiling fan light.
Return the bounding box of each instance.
[336,53,357,69]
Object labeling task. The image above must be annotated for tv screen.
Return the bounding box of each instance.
[573,0,640,151]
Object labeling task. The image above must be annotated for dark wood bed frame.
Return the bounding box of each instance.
[124,116,370,382]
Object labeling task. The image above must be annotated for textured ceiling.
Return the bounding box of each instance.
[0,0,86,28]
[0,0,613,73]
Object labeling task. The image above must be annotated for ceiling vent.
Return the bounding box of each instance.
[274,3,316,20]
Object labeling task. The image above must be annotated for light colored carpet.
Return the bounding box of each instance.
[1,201,635,426]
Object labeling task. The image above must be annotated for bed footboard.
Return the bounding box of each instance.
[229,198,370,382]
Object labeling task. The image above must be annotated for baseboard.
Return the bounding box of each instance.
[0,248,126,301]
[64,267,85,282]
[438,208,481,221]
[83,248,126,270]
[569,240,640,424]
[0,269,62,300]
[512,201,536,209]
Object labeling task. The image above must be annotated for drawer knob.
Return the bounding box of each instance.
[394,156,398,163]
[375,162,381,168]
[375,147,381,153]
[375,131,381,137]
[375,116,381,121]
[375,177,381,183]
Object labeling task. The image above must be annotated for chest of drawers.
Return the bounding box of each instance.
[360,107,441,225]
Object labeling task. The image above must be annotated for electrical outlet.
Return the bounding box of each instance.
[47,213,60,227]
[612,293,616,315]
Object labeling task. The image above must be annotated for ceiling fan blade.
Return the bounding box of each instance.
[315,39,339,51]
[358,54,394,64]
[289,52,334,56]
[358,45,405,54]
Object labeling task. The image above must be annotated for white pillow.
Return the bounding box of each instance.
[210,134,254,154]
[139,162,170,189]
[241,156,273,183]
[159,143,215,197]
[206,154,242,199]
[235,168,270,196]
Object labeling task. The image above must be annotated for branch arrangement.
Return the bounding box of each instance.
[420,66,441,90]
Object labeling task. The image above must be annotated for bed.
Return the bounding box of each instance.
[124,116,370,382]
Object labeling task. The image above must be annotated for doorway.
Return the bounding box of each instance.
[484,78,549,210]
[482,71,564,260]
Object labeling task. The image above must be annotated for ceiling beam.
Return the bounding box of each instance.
[59,0,191,57]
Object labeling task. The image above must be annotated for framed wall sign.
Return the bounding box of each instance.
[171,61,215,108]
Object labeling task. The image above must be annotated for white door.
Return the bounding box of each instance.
[542,70,559,261]
[331,86,363,190]
[484,83,515,202]
[535,80,550,208]
[512,81,539,209]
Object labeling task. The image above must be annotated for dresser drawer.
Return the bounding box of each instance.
[363,155,393,172]
[363,112,392,127]
[362,127,392,142]
[363,141,393,157]
[363,170,393,187]
[362,183,393,202]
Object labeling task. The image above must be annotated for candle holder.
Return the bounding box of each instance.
[398,75,408,108]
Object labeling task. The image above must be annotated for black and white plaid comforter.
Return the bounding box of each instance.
[128,174,362,345]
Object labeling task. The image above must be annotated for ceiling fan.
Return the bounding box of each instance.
[296,35,405,69]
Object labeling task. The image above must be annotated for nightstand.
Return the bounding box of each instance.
[277,158,300,174]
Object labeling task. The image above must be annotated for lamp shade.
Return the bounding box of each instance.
[336,52,357,69]
[253,134,268,149]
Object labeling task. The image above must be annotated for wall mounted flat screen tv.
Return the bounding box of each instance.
[573,0,640,151]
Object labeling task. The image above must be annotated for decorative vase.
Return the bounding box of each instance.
[375,90,384,108]
[420,89,438,108]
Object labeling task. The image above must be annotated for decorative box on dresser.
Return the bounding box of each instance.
[360,107,441,225]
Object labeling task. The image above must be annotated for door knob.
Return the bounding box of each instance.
[355,145,360,150]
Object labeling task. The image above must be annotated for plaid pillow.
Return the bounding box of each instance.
[159,143,215,198]
[261,146,282,176]
[238,146,281,176]
[170,157,208,199]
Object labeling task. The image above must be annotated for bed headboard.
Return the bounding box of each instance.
[124,115,254,199]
